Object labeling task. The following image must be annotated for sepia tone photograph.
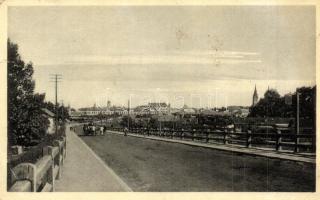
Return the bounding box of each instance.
[1,0,318,195]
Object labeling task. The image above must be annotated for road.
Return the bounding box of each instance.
[78,131,315,192]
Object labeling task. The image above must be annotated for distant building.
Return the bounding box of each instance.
[200,108,231,116]
[69,110,83,120]
[182,108,196,114]
[76,103,129,117]
[172,107,197,118]
[133,102,171,115]
[227,106,242,113]
[252,85,259,106]
[41,108,55,134]
[233,108,250,118]
[148,102,167,108]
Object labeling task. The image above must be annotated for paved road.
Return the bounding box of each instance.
[55,128,132,192]
[79,131,315,192]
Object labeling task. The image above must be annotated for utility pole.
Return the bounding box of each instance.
[61,100,64,122]
[295,89,300,152]
[127,99,130,130]
[50,74,62,135]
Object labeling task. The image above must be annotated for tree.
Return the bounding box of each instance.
[120,116,133,128]
[293,86,316,127]
[249,87,316,122]
[44,101,55,113]
[8,39,49,146]
[249,89,283,117]
[148,117,158,129]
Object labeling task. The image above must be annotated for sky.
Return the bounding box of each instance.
[8,6,316,109]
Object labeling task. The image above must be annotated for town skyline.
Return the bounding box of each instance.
[73,83,314,110]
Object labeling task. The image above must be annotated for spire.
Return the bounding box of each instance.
[127,99,130,112]
[252,84,259,106]
[253,84,258,98]
[93,103,97,111]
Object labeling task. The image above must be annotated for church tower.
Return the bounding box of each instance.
[252,85,258,106]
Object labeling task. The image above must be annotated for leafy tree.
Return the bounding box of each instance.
[292,86,316,127]
[120,116,133,128]
[249,87,316,123]
[249,89,285,117]
[8,39,49,146]
[148,117,158,129]
[44,101,55,113]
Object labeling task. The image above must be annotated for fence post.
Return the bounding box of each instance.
[192,129,195,141]
[43,147,55,192]
[53,141,62,179]
[48,157,55,192]
[312,132,316,153]
[63,136,67,159]
[294,135,299,153]
[276,128,282,151]
[206,129,209,143]
[224,130,228,145]
[180,129,183,140]
[294,126,300,153]
[9,163,36,192]
[246,130,252,148]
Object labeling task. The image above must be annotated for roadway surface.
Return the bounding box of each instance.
[78,131,315,192]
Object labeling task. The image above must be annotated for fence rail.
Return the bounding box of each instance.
[107,126,315,153]
[9,136,66,192]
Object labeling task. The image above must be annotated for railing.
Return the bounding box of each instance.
[107,126,315,153]
[9,136,66,192]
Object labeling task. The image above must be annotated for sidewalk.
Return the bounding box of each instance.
[55,127,132,192]
[108,130,315,164]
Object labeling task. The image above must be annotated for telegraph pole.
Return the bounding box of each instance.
[295,89,300,152]
[127,99,130,130]
[50,74,62,135]
[61,100,64,122]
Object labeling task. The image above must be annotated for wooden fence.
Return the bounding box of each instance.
[8,136,66,192]
[107,126,315,153]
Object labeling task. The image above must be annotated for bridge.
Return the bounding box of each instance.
[65,125,315,191]
[9,123,315,192]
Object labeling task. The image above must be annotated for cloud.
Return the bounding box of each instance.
[172,50,260,57]
[65,50,261,66]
